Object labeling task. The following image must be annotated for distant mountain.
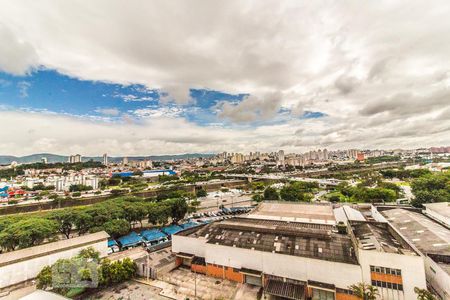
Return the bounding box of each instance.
[0,153,215,165]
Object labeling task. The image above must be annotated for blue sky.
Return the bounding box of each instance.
[0,69,324,126]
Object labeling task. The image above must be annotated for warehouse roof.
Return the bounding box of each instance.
[248,202,336,224]
[423,202,450,218]
[0,231,109,267]
[350,221,417,255]
[183,218,358,265]
[382,208,450,257]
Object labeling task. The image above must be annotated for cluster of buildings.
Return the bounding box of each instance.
[172,202,450,300]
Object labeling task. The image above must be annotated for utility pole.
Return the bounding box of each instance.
[194,270,197,299]
[146,252,150,281]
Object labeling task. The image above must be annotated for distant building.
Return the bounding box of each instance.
[102,153,108,166]
[68,154,82,163]
[41,157,47,164]
[122,157,128,166]
[356,152,365,161]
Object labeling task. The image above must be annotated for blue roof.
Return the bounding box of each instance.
[161,224,183,235]
[180,221,199,229]
[108,239,118,247]
[143,169,176,175]
[141,229,167,242]
[117,231,142,247]
[113,169,176,177]
[112,172,134,177]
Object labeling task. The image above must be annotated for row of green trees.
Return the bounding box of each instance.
[380,168,431,179]
[261,181,318,202]
[0,196,190,251]
[334,182,398,203]
[411,171,450,207]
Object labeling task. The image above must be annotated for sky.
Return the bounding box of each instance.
[0,0,449,156]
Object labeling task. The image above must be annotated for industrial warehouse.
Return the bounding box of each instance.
[172,203,427,300]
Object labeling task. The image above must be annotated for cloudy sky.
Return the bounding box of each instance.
[0,0,449,156]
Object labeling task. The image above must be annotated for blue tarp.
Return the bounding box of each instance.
[141,229,167,242]
[180,221,199,229]
[108,239,118,247]
[161,224,183,236]
[117,231,142,247]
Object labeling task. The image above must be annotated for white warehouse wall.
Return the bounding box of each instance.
[358,249,427,300]
[171,235,206,258]
[0,240,107,289]
[424,256,450,300]
[205,243,362,289]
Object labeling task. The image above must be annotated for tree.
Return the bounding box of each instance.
[196,189,207,197]
[0,218,57,250]
[280,183,312,202]
[349,282,379,300]
[48,209,77,239]
[69,184,93,192]
[252,194,263,202]
[36,265,53,289]
[411,172,450,207]
[77,246,100,260]
[147,203,170,225]
[165,198,188,224]
[101,219,130,238]
[121,202,147,228]
[74,211,93,235]
[414,287,437,300]
[264,187,279,200]
[99,258,136,286]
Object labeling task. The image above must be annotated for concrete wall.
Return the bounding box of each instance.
[0,240,107,289]
[358,249,427,300]
[205,243,362,290]
[424,256,450,300]
[171,235,206,258]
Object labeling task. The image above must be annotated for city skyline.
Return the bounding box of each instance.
[1,1,450,156]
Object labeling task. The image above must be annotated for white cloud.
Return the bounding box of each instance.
[95,107,120,116]
[0,1,449,153]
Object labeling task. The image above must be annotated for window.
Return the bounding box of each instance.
[312,289,334,300]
